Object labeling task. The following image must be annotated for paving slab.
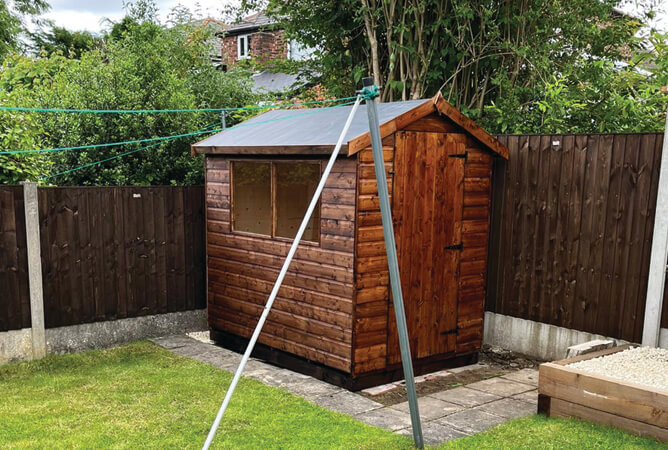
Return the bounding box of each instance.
[438,408,507,434]
[429,386,502,407]
[283,377,343,400]
[501,368,539,386]
[150,335,196,349]
[511,389,538,404]
[466,377,535,397]
[313,390,383,416]
[191,350,241,371]
[245,366,309,387]
[475,398,536,419]
[389,396,464,421]
[169,342,214,358]
[397,420,469,445]
[448,363,488,374]
[355,407,413,431]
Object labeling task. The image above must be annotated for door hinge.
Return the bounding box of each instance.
[448,151,468,161]
[444,243,463,251]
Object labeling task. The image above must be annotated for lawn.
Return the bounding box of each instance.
[0,341,663,449]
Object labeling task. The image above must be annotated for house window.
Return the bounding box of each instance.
[237,34,250,59]
[231,161,321,242]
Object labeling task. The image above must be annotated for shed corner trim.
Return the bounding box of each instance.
[346,98,436,156]
[432,92,509,160]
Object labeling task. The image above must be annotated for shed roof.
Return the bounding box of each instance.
[192,93,508,159]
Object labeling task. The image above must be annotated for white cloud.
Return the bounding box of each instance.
[40,10,124,33]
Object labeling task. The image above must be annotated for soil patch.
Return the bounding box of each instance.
[361,345,542,406]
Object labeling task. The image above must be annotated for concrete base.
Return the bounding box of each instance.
[661,328,668,349]
[0,328,34,364]
[0,309,206,364]
[483,312,632,361]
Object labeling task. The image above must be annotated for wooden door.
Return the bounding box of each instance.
[387,131,465,364]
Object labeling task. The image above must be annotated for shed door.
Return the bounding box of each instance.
[388,131,464,364]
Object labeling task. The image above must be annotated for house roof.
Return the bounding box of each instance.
[192,93,509,159]
[222,12,278,35]
[251,71,309,94]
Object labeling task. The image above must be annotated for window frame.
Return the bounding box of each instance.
[237,34,250,60]
[230,159,323,245]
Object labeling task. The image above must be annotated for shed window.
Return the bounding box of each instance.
[231,161,321,242]
[232,162,271,235]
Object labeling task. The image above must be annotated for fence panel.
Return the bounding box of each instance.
[38,186,205,329]
[0,186,30,331]
[487,133,665,343]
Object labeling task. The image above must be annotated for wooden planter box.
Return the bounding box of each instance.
[538,346,668,442]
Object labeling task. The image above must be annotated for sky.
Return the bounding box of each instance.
[30,0,238,33]
[27,0,668,34]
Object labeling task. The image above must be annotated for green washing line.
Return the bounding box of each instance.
[0,96,358,114]
[3,99,357,155]
[1,127,224,155]
[40,123,221,180]
[38,99,358,178]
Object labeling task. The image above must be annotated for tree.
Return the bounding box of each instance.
[260,0,667,132]
[30,25,102,58]
[0,0,49,59]
[0,0,260,185]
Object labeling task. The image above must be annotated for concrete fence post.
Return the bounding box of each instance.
[22,181,46,359]
[642,111,668,347]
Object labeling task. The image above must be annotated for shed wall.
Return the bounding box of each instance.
[205,157,356,372]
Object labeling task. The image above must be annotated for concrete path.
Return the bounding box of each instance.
[151,335,538,446]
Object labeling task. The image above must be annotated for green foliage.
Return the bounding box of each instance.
[0,0,260,185]
[264,0,667,133]
[0,0,49,60]
[485,32,668,133]
[30,26,102,59]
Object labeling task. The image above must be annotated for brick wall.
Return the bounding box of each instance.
[221,30,288,67]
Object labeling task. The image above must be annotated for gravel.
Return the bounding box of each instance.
[568,346,668,391]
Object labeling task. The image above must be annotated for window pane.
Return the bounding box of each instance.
[275,163,320,242]
[232,162,271,235]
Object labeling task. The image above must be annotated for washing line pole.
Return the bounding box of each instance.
[361,77,424,449]
[201,94,364,450]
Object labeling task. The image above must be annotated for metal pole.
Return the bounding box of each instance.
[221,111,226,130]
[202,95,364,450]
[642,108,668,347]
[361,77,424,448]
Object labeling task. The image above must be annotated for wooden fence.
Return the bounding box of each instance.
[487,133,666,343]
[0,186,30,332]
[2,133,667,342]
[1,186,206,331]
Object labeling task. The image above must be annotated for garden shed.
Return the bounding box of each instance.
[192,93,509,389]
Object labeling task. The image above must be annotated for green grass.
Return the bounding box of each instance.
[439,415,665,449]
[0,342,663,449]
[0,341,410,449]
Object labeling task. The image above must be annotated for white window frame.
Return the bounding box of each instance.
[237,34,250,60]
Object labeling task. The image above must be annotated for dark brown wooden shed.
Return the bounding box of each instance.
[192,93,509,389]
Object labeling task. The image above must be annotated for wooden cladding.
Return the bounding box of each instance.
[487,133,666,342]
[0,186,30,332]
[352,132,493,376]
[38,187,206,328]
[206,156,355,372]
